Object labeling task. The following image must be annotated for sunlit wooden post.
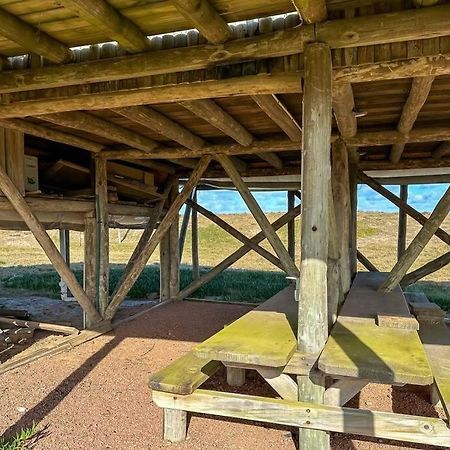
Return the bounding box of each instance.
[297,42,332,450]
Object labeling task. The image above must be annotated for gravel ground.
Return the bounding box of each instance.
[0,301,446,450]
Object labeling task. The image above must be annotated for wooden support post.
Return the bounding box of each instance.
[349,165,358,277]
[226,367,246,387]
[95,157,109,316]
[192,189,200,280]
[160,234,171,301]
[398,185,408,259]
[0,164,102,324]
[217,155,298,277]
[287,191,296,260]
[4,130,25,195]
[380,186,450,292]
[169,181,180,299]
[332,139,352,294]
[59,229,71,300]
[298,42,332,450]
[179,195,192,261]
[84,216,97,329]
[163,408,187,443]
[105,158,210,319]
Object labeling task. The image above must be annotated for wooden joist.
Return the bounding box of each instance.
[389,76,434,163]
[58,0,150,53]
[39,112,159,152]
[3,5,450,95]
[292,0,327,24]
[0,164,102,324]
[0,7,73,63]
[251,95,302,142]
[172,0,232,44]
[181,99,283,168]
[0,119,104,153]
[115,106,205,150]
[380,186,450,292]
[105,158,210,319]
[432,142,450,159]
[217,155,298,276]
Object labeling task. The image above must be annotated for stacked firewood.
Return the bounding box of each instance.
[0,309,33,350]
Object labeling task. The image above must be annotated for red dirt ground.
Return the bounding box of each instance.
[0,301,446,450]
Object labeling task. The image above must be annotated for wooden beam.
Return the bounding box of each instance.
[153,389,450,447]
[0,164,102,324]
[39,112,159,152]
[105,158,210,319]
[358,171,450,247]
[357,250,379,272]
[398,185,408,259]
[101,139,298,161]
[58,0,150,53]
[298,42,332,450]
[180,99,283,168]
[191,189,200,280]
[432,141,450,159]
[292,0,327,24]
[252,95,302,142]
[83,216,96,328]
[0,7,73,63]
[401,251,450,286]
[389,76,434,163]
[186,199,284,271]
[95,157,109,316]
[176,204,301,300]
[0,119,104,153]
[172,0,232,44]
[3,4,450,94]
[380,186,450,292]
[324,379,369,406]
[287,192,296,260]
[217,155,298,277]
[115,106,205,150]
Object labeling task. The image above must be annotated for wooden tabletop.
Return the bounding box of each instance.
[193,285,297,367]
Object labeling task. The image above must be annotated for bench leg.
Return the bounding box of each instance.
[227,367,246,387]
[163,408,187,442]
[430,383,443,408]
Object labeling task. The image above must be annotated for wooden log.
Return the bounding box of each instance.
[58,0,150,53]
[95,157,109,316]
[0,119,104,153]
[4,129,25,195]
[0,7,73,63]
[0,165,102,324]
[152,389,450,447]
[160,233,171,301]
[252,95,302,142]
[332,83,357,139]
[0,74,301,118]
[59,229,71,299]
[357,250,379,272]
[39,112,158,152]
[186,199,284,270]
[115,106,205,150]
[105,159,210,319]
[398,185,408,259]
[0,316,78,335]
[217,155,298,276]
[172,0,232,44]
[401,251,450,287]
[83,216,97,329]
[177,205,301,300]
[331,139,352,294]
[169,181,180,299]
[358,171,450,247]
[292,0,327,23]
[389,76,434,163]
[191,189,200,280]
[380,186,450,292]
[178,197,192,261]
[298,42,332,450]
[287,192,296,260]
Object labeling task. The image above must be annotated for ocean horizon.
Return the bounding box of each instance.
[195,183,450,214]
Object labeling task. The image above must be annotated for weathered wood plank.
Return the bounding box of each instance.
[152,389,450,447]
[292,0,327,23]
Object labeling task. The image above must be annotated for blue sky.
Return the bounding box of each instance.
[196,184,450,214]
